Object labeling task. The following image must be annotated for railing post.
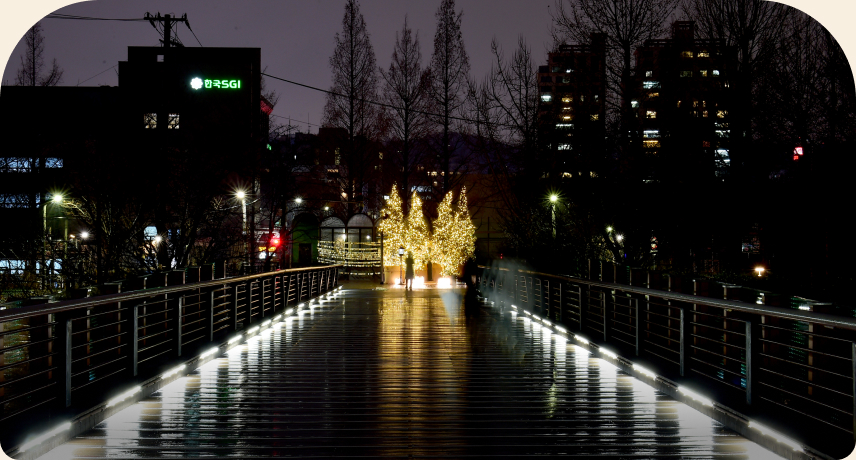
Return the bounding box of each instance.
[578,285,585,332]
[176,295,183,357]
[635,298,640,356]
[603,289,609,342]
[209,289,215,342]
[233,283,240,331]
[680,307,687,377]
[132,305,139,376]
[557,282,563,324]
[62,315,72,407]
[260,279,267,318]
[745,318,759,405]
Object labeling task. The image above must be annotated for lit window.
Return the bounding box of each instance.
[1,158,32,172]
[144,113,157,129]
[693,101,699,108]
[562,76,571,83]
[716,130,730,138]
[562,107,572,112]
[565,68,573,73]
[335,148,340,165]
[551,66,560,72]
[702,100,707,107]
[645,70,653,77]
[643,130,660,138]
[702,141,711,147]
[558,144,572,150]
[646,110,657,119]
[700,70,708,77]
[649,92,659,98]
[681,51,693,58]
[45,158,63,168]
[643,140,661,148]
[562,115,573,121]
[677,100,682,108]
[643,81,660,89]
[712,70,720,76]
[680,70,692,77]
[703,110,708,117]
[631,100,639,108]
[561,96,573,103]
[168,113,179,129]
[717,110,727,118]
[555,123,574,128]
[541,94,552,102]
[379,152,383,159]
[698,50,710,58]
[590,113,599,121]
[580,95,585,102]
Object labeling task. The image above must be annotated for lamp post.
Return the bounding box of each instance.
[235,190,248,274]
[398,246,405,285]
[549,194,558,238]
[43,194,63,289]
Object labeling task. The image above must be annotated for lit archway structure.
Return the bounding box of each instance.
[317,214,381,276]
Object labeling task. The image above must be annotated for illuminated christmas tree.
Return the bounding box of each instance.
[378,184,405,267]
[432,187,476,276]
[405,192,430,268]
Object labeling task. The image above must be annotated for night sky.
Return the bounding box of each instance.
[1,0,854,132]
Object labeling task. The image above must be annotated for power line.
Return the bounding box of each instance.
[270,114,320,128]
[188,27,203,47]
[45,14,149,22]
[76,64,118,86]
[260,72,515,129]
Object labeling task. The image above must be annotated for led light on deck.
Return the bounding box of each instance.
[161,364,186,380]
[542,319,552,326]
[678,386,714,407]
[633,364,657,380]
[247,326,259,334]
[798,305,810,311]
[510,305,517,310]
[284,308,294,316]
[17,421,72,452]
[228,334,243,344]
[600,348,618,359]
[298,303,305,308]
[273,315,282,321]
[749,421,803,451]
[200,347,219,359]
[573,345,591,354]
[262,320,271,327]
[574,335,589,344]
[523,311,531,316]
[554,325,567,334]
[106,386,141,407]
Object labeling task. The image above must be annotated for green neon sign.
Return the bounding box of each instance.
[190,77,241,90]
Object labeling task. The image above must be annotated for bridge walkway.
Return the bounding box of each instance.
[39,282,778,459]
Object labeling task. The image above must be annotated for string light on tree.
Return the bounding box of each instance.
[378,184,405,267]
[406,192,430,268]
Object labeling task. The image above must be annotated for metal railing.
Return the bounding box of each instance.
[476,263,856,458]
[0,264,340,450]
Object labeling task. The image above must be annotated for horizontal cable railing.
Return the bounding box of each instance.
[476,263,856,458]
[0,264,340,451]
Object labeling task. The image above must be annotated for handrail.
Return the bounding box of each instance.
[480,265,856,331]
[0,265,341,322]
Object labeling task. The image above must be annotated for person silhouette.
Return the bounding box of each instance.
[405,251,415,290]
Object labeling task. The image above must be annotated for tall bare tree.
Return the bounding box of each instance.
[380,17,432,212]
[429,0,471,195]
[682,0,790,179]
[322,0,381,214]
[15,22,63,87]
[551,0,679,166]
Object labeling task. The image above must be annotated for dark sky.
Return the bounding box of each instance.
[1,0,853,133]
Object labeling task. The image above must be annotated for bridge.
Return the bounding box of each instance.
[0,264,852,459]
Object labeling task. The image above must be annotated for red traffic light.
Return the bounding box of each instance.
[270,237,281,247]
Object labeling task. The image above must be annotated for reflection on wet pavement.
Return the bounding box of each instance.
[40,288,781,458]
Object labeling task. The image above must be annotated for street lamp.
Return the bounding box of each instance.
[235,190,248,273]
[42,193,65,288]
[398,246,405,285]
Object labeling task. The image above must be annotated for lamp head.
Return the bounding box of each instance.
[549,194,558,203]
[52,194,63,204]
[295,198,303,204]
[235,190,246,200]
[398,246,405,256]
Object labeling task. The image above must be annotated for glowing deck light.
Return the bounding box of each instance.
[600,348,618,359]
[749,421,803,451]
[161,364,186,380]
[798,305,811,311]
[678,386,714,407]
[106,386,141,407]
[247,326,259,334]
[573,345,591,354]
[542,319,552,326]
[17,421,72,452]
[298,303,306,308]
[755,266,765,277]
[554,325,567,333]
[524,311,532,316]
[284,308,294,315]
[273,315,282,321]
[633,364,657,379]
[437,277,452,288]
[574,335,589,344]
[228,335,243,344]
[510,305,517,310]
[200,347,219,359]
[262,320,271,327]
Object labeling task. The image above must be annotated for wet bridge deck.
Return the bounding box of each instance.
[41,283,778,459]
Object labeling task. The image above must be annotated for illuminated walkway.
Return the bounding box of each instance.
[40,284,779,459]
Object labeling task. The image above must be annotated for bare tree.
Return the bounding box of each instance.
[322,0,381,214]
[429,0,471,195]
[15,22,63,87]
[380,17,432,212]
[682,0,790,179]
[551,0,679,162]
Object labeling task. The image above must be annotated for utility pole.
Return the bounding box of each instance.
[145,12,190,48]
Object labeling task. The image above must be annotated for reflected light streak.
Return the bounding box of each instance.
[574,335,589,344]
[749,421,803,452]
[678,386,714,407]
[633,364,657,380]
[17,421,71,453]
